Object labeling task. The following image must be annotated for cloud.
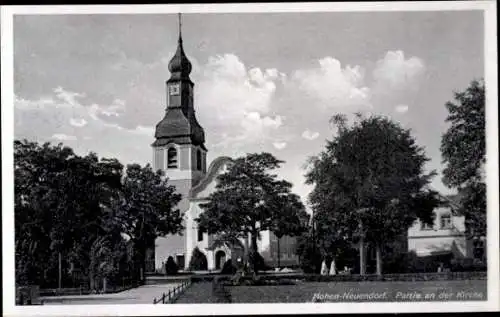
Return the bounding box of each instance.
[54,86,85,107]
[88,98,126,122]
[273,141,287,150]
[372,50,424,92]
[302,129,320,141]
[197,54,283,119]
[14,87,157,165]
[196,54,286,151]
[130,125,155,136]
[241,112,283,132]
[292,57,371,109]
[52,133,77,141]
[394,104,409,113]
[69,118,88,127]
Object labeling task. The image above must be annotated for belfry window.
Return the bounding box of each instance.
[167,148,178,169]
[196,149,202,171]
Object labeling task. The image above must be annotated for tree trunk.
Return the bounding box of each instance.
[359,236,366,275]
[103,277,108,293]
[89,268,95,291]
[277,237,281,268]
[375,242,382,276]
[251,232,258,275]
[244,233,249,264]
[58,252,62,289]
[133,239,147,283]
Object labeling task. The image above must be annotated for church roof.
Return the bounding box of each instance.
[167,14,192,81]
[153,107,206,149]
[153,15,205,149]
[167,36,192,81]
[189,156,233,199]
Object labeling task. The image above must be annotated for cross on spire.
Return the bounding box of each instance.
[178,12,182,42]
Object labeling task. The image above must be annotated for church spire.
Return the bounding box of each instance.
[168,13,192,78]
[178,12,182,42]
[154,12,205,151]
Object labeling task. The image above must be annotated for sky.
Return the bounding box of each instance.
[13,11,484,210]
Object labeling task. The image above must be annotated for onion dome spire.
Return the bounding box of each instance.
[168,13,192,78]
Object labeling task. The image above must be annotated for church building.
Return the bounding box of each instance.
[147,17,299,273]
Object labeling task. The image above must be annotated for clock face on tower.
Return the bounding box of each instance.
[169,84,180,96]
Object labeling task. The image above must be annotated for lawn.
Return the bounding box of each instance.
[175,280,487,303]
[175,282,222,304]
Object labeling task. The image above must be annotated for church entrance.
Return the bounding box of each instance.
[215,250,226,270]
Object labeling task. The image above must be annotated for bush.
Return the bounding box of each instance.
[220,259,237,275]
[296,233,322,274]
[248,251,272,272]
[188,247,208,271]
[165,256,178,275]
[450,257,487,272]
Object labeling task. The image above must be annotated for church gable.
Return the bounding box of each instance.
[189,156,232,200]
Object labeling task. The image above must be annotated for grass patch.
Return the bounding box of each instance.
[174,280,487,303]
[229,280,487,303]
[174,282,221,304]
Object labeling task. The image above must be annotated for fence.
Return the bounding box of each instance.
[153,280,191,304]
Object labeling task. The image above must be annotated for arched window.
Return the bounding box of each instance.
[167,147,178,169]
[196,149,202,171]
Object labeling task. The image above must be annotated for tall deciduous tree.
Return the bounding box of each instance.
[441,79,486,239]
[306,114,439,275]
[197,153,307,274]
[15,140,75,285]
[115,164,183,280]
[270,192,309,268]
[14,140,125,287]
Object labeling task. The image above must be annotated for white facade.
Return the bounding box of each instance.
[408,206,468,257]
[153,156,298,271]
[183,157,275,270]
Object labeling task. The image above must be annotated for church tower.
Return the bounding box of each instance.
[150,14,207,271]
[152,14,207,185]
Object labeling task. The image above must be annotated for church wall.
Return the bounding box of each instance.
[155,235,185,270]
[179,145,191,170]
[154,178,192,270]
[185,201,210,270]
[152,147,165,171]
[267,232,300,267]
[258,230,271,259]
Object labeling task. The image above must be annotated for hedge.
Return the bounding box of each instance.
[190,271,486,284]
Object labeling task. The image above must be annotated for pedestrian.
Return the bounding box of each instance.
[329,258,337,276]
[320,260,328,276]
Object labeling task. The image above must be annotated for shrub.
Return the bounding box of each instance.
[451,257,487,272]
[296,232,322,274]
[220,259,237,275]
[248,251,272,272]
[165,256,178,275]
[188,247,208,271]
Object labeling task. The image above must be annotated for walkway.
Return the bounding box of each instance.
[40,283,182,305]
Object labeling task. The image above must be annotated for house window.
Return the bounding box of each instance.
[473,240,485,260]
[196,149,202,171]
[167,148,178,169]
[421,221,433,230]
[197,227,204,242]
[440,214,452,229]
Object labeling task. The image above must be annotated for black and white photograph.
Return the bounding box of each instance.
[1,2,498,315]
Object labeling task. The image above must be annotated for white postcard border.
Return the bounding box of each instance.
[2,2,498,316]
